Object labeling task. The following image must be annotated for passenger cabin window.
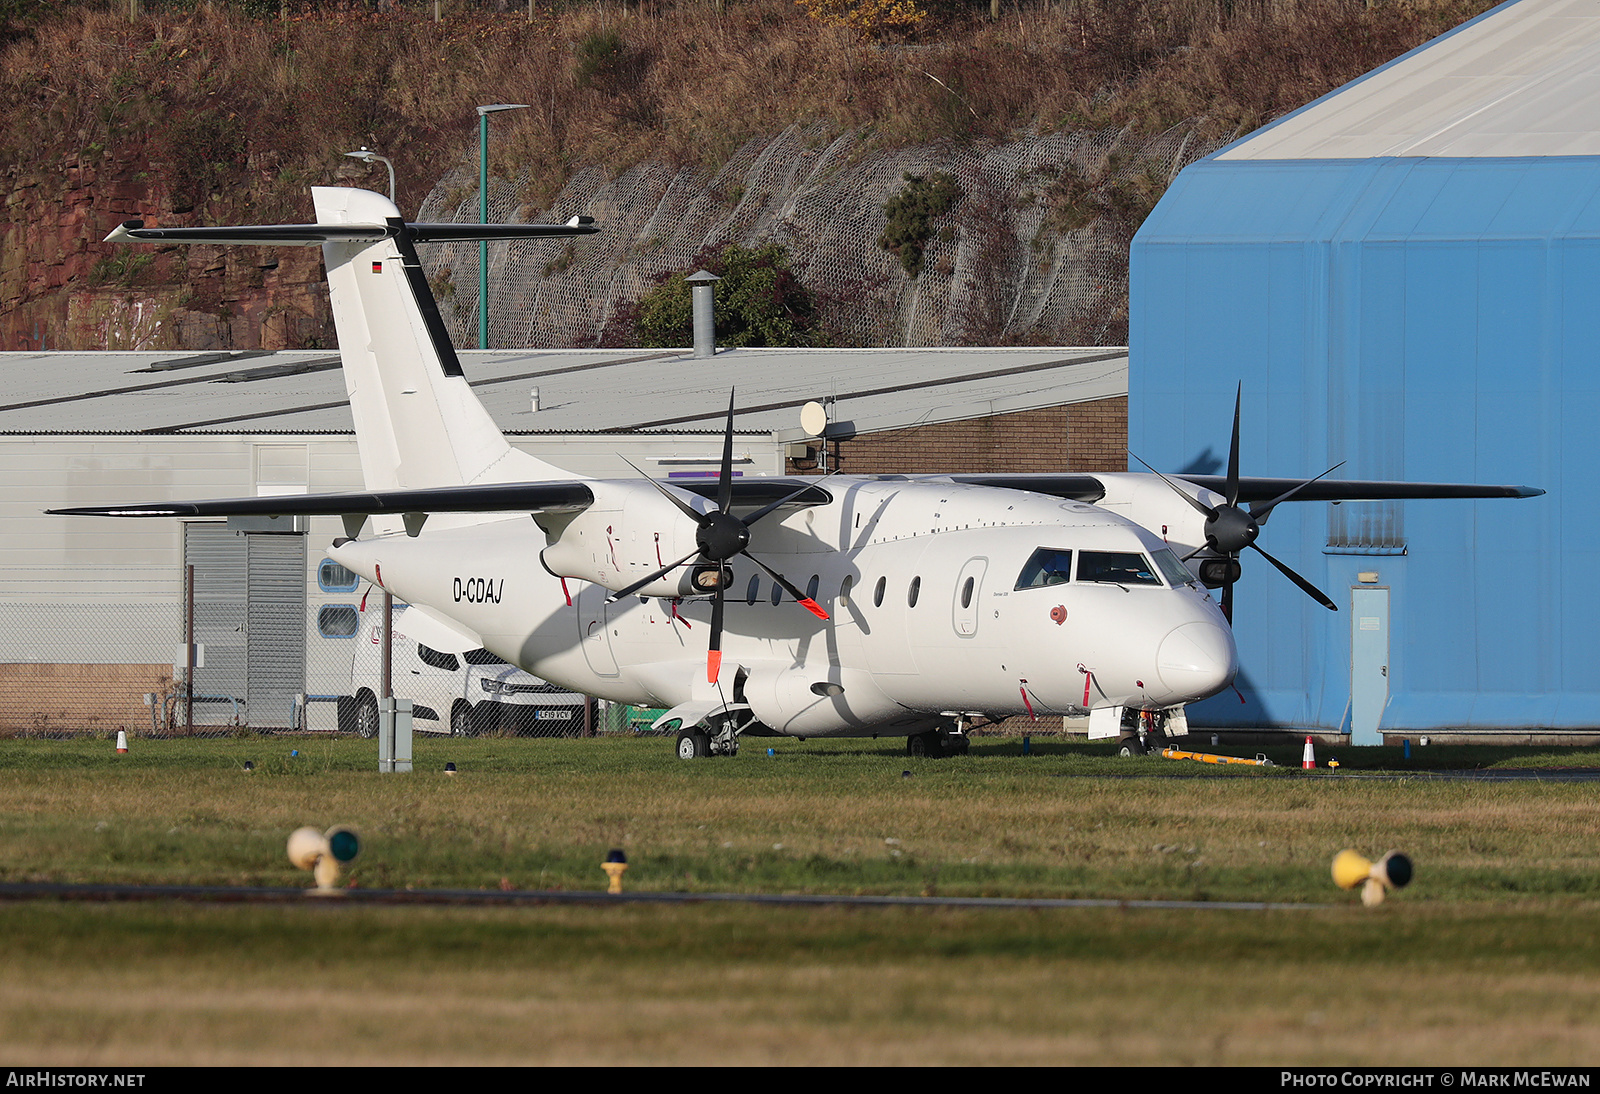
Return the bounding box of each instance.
[1015,548,1073,590]
[1077,551,1161,586]
[960,576,975,609]
[746,575,761,605]
[908,576,921,607]
[806,575,820,601]
[318,559,360,592]
[874,576,886,607]
[317,604,359,638]
[839,575,853,606]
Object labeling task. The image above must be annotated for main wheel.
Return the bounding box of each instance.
[354,692,379,739]
[450,700,474,737]
[676,728,710,759]
[907,732,934,757]
[1116,735,1145,757]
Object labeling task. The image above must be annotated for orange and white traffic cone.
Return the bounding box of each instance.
[1302,735,1315,769]
[115,729,128,755]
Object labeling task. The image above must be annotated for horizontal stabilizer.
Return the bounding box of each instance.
[104,216,599,247]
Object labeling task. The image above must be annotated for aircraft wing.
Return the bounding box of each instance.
[936,473,1542,504]
[1171,476,1544,502]
[46,480,595,518]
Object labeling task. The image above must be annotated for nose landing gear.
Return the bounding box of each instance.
[1115,708,1173,757]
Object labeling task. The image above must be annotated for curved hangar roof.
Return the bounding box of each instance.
[1220,0,1600,160]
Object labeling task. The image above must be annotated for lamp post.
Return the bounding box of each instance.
[343,148,396,205]
[477,103,529,350]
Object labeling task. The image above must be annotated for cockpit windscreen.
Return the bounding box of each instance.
[1076,551,1161,586]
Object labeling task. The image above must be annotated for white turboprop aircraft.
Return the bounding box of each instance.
[52,188,1542,759]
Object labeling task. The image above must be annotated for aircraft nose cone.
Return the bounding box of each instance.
[1157,621,1237,698]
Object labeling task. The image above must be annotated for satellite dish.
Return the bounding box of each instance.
[799,401,828,439]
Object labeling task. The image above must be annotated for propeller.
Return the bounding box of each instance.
[1129,384,1341,620]
[607,390,828,681]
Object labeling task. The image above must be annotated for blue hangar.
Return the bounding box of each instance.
[1130,0,1597,740]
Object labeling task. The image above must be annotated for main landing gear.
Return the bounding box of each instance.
[906,717,973,759]
[674,711,744,759]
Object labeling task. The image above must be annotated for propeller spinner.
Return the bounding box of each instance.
[607,391,828,681]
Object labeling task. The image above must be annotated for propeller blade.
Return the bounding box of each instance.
[1249,461,1347,524]
[717,389,736,515]
[746,552,829,620]
[604,549,700,603]
[618,456,709,526]
[1127,448,1216,520]
[707,583,725,683]
[1226,383,1242,508]
[1248,541,1338,611]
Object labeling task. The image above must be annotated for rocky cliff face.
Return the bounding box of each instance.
[2,149,333,353]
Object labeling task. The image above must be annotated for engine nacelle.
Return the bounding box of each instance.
[1091,471,1223,560]
[538,479,711,599]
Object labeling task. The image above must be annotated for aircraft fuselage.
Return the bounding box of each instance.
[329,476,1237,738]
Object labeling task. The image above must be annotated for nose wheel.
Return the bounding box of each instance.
[1115,709,1171,757]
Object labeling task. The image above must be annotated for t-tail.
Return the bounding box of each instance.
[104,187,600,516]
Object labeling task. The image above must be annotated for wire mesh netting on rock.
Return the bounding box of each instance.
[417,122,1222,350]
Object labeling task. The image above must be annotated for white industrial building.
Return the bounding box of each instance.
[2,344,1125,734]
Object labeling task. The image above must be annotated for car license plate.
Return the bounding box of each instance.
[537,709,573,720]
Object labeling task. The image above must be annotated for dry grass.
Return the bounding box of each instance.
[5,735,1600,1064]
[5,737,1600,902]
[3,901,1600,1065]
[0,0,1500,220]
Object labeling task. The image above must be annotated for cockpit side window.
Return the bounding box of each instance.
[1150,547,1196,588]
[1015,548,1073,590]
[1077,551,1161,586]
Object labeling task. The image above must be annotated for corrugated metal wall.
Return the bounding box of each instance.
[184,524,306,729]
[1131,155,1592,730]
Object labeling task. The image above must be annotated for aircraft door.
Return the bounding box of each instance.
[576,583,619,677]
[951,557,988,637]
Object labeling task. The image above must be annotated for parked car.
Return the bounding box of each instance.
[338,604,589,736]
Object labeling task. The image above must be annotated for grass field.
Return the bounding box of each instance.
[3,734,1599,1065]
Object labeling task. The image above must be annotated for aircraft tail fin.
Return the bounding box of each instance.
[106,187,600,499]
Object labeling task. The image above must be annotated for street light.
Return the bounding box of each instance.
[477,103,529,350]
[343,148,395,205]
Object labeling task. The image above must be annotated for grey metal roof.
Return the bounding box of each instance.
[0,346,1127,437]
[1220,0,1600,160]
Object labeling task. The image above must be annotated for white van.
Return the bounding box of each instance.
[338,604,588,737]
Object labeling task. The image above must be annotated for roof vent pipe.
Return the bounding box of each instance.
[687,270,720,359]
